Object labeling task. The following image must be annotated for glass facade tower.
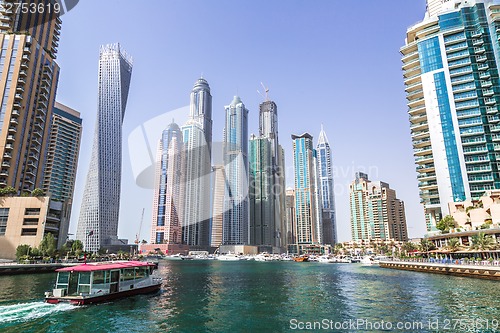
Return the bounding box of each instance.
[316,126,337,245]
[291,133,322,253]
[222,96,249,245]
[76,44,133,252]
[402,0,500,231]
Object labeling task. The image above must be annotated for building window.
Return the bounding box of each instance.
[23,218,39,226]
[0,208,9,236]
[21,228,37,236]
[25,208,41,216]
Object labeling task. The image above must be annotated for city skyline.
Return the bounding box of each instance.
[59,1,428,243]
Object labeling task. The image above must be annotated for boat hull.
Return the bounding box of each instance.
[45,282,161,306]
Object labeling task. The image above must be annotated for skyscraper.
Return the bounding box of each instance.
[43,102,82,203]
[285,188,296,249]
[316,126,337,245]
[291,133,322,254]
[150,122,184,248]
[43,102,82,248]
[402,0,500,231]
[349,173,408,242]
[222,96,249,245]
[0,3,61,193]
[76,44,133,252]
[249,99,286,250]
[211,165,225,248]
[182,78,212,249]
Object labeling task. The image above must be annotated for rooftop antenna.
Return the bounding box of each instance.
[257,82,270,101]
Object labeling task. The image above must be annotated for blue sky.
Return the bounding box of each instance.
[58,0,428,243]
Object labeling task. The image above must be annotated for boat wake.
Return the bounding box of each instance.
[0,301,76,324]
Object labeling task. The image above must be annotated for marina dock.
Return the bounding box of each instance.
[380,260,500,281]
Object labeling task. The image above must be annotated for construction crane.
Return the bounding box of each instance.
[135,208,145,245]
[257,82,270,101]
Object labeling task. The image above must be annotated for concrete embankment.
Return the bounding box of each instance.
[379,261,500,281]
[0,262,80,275]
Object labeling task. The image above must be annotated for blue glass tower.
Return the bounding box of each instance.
[222,96,249,245]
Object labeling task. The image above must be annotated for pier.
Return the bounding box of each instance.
[0,262,80,275]
[380,260,500,281]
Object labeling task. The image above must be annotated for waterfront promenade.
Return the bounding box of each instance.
[0,262,80,275]
[380,259,500,281]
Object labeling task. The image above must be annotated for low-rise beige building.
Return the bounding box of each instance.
[448,190,500,231]
[0,196,66,259]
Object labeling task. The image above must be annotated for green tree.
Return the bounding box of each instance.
[0,186,16,197]
[471,232,496,250]
[447,238,460,252]
[39,233,57,257]
[420,239,435,253]
[402,242,417,255]
[436,215,457,233]
[72,239,84,256]
[15,244,31,260]
[31,188,45,197]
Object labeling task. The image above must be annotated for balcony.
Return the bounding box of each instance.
[410,121,428,132]
[1,161,10,168]
[34,122,43,130]
[7,127,16,133]
[23,47,31,54]
[4,144,13,150]
[474,47,486,54]
[476,55,488,62]
[479,72,491,79]
[478,63,489,71]
[481,80,492,88]
[19,70,27,77]
[6,135,15,142]
[485,98,497,105]
[14,93,22,100]
[11,109,19,117]
[28,153,39,161]
[486,106,498,114]
[9,118,18,125]
[483,89,494,97]
[472,39,484,46]
[408,97,425,108]
[0,170,8,177]
[26,169,35,177]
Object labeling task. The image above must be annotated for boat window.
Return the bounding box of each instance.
[56,272,70,289]
[135,267,146,279]
[78,272,91,294]
[93,270,105,284]
[122,268,135,281]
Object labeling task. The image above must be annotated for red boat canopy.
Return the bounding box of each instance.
[56,261,156,272]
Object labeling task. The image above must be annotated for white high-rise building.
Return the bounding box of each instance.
[76,44,133,252]
[402,0,500,231]
[182,78,212,249]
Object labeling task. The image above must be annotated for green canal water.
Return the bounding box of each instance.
[1,261,500,332]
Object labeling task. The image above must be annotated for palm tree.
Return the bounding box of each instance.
[471,232,495,250]
[447,238,460,252]
[420,239,435,253]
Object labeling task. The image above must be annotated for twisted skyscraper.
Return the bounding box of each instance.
[76,44,133,252]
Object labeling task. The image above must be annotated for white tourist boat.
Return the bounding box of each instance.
[45,261,161,306]
[318,255,335,263]
[216,253,241,261]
